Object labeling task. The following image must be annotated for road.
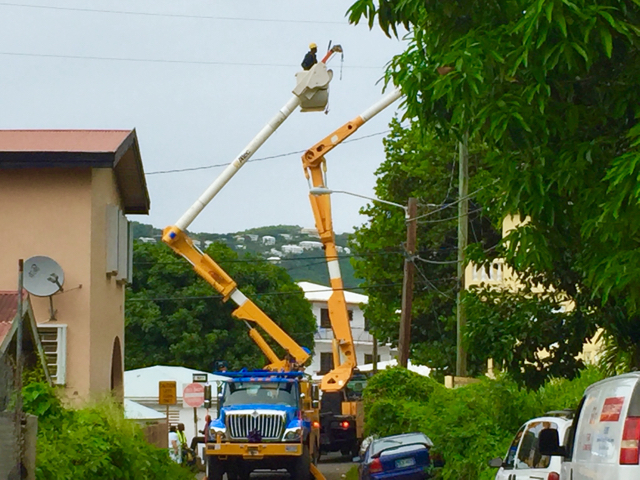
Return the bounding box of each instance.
[196,453,354,480]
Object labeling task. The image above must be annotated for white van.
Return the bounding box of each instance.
[490,412,573,480]
[540,372,640,479]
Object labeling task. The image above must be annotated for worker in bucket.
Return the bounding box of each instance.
[301,43,318,70]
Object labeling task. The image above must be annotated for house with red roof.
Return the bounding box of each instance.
[0,130,150,402]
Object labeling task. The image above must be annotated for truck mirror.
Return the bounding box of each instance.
[539,428,566,457]
[488,457,504,468]
[312,400,319,409]
[300,393,306,400]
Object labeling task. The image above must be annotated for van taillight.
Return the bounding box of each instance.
[370,458,383,473]
[620,416,640,465]
[548,473,559,480]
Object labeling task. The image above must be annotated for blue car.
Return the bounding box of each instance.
[358,432,435,480]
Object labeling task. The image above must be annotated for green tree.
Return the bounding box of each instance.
[351,119,499,377]
[348,0,640,374]
[125,241,316,372]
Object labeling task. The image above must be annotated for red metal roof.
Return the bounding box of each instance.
[0,130,132,153]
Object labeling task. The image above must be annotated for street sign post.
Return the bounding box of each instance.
[192,373,208,383]
[158,381,177,405]
[183,382,205,408]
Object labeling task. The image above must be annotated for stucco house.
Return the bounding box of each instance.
[0,130,150,402]
[297,281,396,380]
[465,214,602,363]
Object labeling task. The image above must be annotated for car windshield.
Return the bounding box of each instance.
[223,381,297,407]
[371,433,432,457]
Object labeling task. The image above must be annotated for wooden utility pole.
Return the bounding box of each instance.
[398,197,418,368]
[456,135,469,377]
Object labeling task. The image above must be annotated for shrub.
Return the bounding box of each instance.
[22,382,193,480]
[362,367,603,480]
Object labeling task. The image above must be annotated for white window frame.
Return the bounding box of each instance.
[38,324,67,385]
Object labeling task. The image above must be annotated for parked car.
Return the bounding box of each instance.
[539,372,640,480]
[489,411,573,480]
[357,432,434,480]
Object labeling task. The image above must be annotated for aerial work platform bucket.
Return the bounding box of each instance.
[293,62,333,112]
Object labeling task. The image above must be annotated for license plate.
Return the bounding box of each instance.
[395,457,416,469]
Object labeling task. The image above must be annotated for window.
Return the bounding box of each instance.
[320,308,331,328]
[319,353,334,374]
[38,324,67,385]
[106,204,132,283]
[320,308,353,328]
[516,421,558,469]
[364,316,370,331]
[503,424,526,469]
[364,354,380,365]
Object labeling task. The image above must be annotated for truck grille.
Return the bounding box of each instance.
[225,410,286,441]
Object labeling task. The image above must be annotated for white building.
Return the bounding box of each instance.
[192,239,202,248]
[204,240,214,248]
[280,234,292,240]
[297,281,396,380]
[247,234,259,242]
[269,248,284,257]
[300,227,320,238]
[262,235,276,245]
[234,235,245,242]
[124,365,228,456]
[138,237,156,244]
[299,241,323,250]
[282,245,304,255]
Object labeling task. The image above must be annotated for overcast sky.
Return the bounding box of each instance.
[0,1,407,234]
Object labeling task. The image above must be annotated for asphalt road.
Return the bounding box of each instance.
[196,452,354,480]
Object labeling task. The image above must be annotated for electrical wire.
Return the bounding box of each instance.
[0,2,347,25]
[126,282,405,302]
[410,180,499,222]
[0,51,386,71]
[417,207,483,225]
[145,130,391,176]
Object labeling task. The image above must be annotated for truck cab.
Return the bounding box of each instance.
[207,371,320,480]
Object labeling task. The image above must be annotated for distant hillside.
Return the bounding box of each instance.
[131,221,361,287]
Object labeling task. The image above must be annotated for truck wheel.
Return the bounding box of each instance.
[207,457,224,480]
[289,445,311,480]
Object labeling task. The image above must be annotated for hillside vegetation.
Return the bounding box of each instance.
[131,221,360,286]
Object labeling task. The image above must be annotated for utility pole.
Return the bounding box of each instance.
[398,197,418,368]
[456,135,469,377]
[15,259,24,477]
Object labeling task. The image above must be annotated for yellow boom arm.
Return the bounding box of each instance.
[302,88,402,391]
[162,226,310,371]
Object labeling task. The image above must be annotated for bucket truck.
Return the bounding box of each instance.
[301,87,402,458]
[162,45,342,480]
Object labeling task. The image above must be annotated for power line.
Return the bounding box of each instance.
[410,180,499,222]
[145,130,391,176]
[417,207,484,225]
[0,2,346,25]
[0,50,384,70]
[126,282,405,302]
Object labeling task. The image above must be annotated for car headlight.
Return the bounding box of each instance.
[283,427,302,442]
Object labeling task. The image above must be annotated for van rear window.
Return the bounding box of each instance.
[517,421,558,469]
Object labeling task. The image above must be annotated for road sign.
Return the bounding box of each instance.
[158,381,177,405]
[192,373,208,383]
[183,382,205,408]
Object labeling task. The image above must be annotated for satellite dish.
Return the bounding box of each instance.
[23,256,65,297]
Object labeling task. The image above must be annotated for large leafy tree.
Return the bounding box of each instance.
[351,118,499,378]
[348,0,640,376]
[125,241,316,372]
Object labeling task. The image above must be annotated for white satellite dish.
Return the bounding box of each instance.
[23,256,65,297]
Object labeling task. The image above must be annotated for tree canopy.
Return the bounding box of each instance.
[125,241,317,372]
[348,0,640,379]
[351,118,500,378]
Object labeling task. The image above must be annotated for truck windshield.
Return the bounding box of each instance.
[223,381,298,407]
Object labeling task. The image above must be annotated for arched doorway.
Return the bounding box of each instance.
[110,336,123,400]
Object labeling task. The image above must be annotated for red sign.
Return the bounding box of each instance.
[600,396,625,422]
[183,382,205,408]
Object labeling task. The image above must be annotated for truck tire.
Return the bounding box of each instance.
[289,445,311,480]
[207,457,223,480]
